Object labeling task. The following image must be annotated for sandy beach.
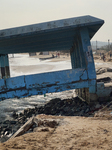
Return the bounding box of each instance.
[0,114,112,150]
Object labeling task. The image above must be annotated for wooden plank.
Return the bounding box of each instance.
[10,116,34,140]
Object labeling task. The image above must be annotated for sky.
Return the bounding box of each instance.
[0,0,112,42]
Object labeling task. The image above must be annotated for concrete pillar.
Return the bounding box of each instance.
[0,54,10,79]
[70,40,83,69]
[4,54,10,78]
[77,37,86,68]
[75,27,97,104]
[0,56,1,79]
[0,55,5,79]
[80,27,96,86]
[70,47,76,69]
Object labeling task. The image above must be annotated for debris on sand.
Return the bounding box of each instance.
[0,96,112,143]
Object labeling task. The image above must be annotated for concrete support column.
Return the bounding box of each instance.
[0,55,5,79]
[70,40,83,69]
[76,88,90,103]
[4,54,10,78]
[0,56,1,79]
[76,27,98,104]
[80,27,96,93]
[75,40,81,68]
[70,47,76,69]
[0,54,10,79]
[77,37,86,68]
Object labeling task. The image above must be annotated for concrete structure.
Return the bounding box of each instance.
[0,15,104,102]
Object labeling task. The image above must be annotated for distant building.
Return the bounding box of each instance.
[39,52,49,55]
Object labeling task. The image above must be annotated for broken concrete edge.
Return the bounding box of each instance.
[97,82,112,96]
[76,82,112,105]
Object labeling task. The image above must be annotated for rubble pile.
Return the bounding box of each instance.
[37,97,91,116]
[0,96,105,143]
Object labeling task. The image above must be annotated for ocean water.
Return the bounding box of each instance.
[9,54,71,77]
[0,90,75,122]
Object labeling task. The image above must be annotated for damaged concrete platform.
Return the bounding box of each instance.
[0,15,104,104]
